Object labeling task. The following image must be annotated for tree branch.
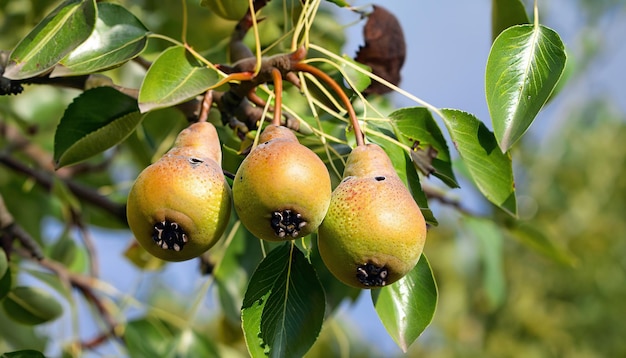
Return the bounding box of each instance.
[0,154,127,223]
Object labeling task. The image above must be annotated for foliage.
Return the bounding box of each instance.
[2,0,604,357]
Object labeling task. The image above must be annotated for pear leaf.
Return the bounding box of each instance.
[138,45,220,113]
[440,109,517,216]
[372,255,438,352]
[4,0,97,79]
[242,243,325,358]
[51,2,149,77]
[54,86,143,168]
[486,24,566,152]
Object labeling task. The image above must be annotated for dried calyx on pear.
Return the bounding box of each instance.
[318,143,427,288]
[232,125,332,241]
[126,122,232,262]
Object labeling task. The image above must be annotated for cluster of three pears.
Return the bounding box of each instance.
[126,121,427,289]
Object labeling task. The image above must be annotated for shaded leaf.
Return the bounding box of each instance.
[214,220,263,325]
[51,2,149,77]
[1,350,46,358]
[372,255,437,352]
[4,0,97,79]
[0,250,11,300]
[465,217,507,310]
[507,223,577,266]
[200,0,249,21]
[2,286,63,325]
[440,109,517,216]
[125,317,176,357]
[24,269,72,302]
[138,45,220,112]
[242,243,325,358]
[390,107,459,188]
[486,24,566,152]
[355,5,406,94]
[491,0,529,41]
[54,86,143,168]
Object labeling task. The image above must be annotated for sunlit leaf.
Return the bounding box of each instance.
[172,328,220,357]
[340,55,371,93]
[138,45,220,113]
[54,86,143,168]
[4,0,97,79]
[2,286,63,325]
[486,24,566,152]
[440,109,517,216]
[390,107,458,188]
[123,241,166,271]
[372,255,437,353]
[51,2,149,77]
[491,0,529,41]
[242,243,325,358]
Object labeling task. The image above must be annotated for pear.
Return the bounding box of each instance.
[232,125,331,241]
[317,144,427,288]
[126,122,232,262]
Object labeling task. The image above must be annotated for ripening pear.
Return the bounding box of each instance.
[318,144,427,288]
[232,125,331,241]
[126,122,232,262]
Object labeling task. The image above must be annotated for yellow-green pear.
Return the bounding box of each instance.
[232,125,331,241]
[318,143,427,288]
[126,122,231,262]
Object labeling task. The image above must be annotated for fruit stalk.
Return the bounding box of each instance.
[293,62,364,146]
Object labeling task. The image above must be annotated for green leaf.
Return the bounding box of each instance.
[389,107,459,188]
[23,270,72,302]
[491,0,529,41]
[372,255,437,353]
[0,250,11,301]
[507,223,577,266]
[173,328,220,358]
[465,217,507,310]
[1,350,46,358]
[125,317,176,357]
[340,55,371,93]
[4,0,97,79]
[2,286,63,325]
[138,45,220,113]
[440,109,517,216]
[486,24,567,152]
[51,2,149,77]
[242,243,325,358]
[54,86,143,168]
[214,220,263,325]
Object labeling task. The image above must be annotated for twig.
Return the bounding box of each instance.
[0,193,45,259]
[0,154,127,223]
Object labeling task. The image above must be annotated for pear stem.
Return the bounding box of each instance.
[197,90,213,123]
[293,63,365,146]
[271,68,283,126]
